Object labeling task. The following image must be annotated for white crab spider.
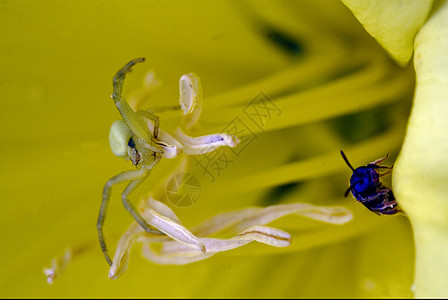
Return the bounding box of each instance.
[98,58,239,266]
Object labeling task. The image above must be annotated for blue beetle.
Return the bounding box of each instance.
[340,150,401,215]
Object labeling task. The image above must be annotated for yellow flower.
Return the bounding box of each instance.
[2,0,443,297]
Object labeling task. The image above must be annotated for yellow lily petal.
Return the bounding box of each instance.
[393,0,448,296]
[341,0,433,66]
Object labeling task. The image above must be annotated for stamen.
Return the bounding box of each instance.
[43,241,93,284]
[174,128,240,155]
[107,198,352,276]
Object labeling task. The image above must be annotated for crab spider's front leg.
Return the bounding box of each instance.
[97,168,161,266]
[112,58,156,144]
[137,110,160,139]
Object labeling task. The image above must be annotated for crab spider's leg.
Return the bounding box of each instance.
[137,110,160,139]
[121,174,163,236]
[112,58,154,142]
[97,169,151,265]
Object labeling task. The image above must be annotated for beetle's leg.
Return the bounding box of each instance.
[344,186,352,197]
[378,167,393,177]
[112,58,154,142]
[357,188,391,203]
[372,153,389,165]
[344,179,362,197]
[137,110,160,139]
[376,165,393,169]
[97,168,149,266]
[375,191,402,215]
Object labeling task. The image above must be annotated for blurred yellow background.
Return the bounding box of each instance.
[0,0,415,297]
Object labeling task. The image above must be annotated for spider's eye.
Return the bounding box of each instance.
[127,137,136,148]
[109,120,132,157]
[127,137,141,166]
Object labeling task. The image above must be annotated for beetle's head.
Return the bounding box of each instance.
[350,166,379,195]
